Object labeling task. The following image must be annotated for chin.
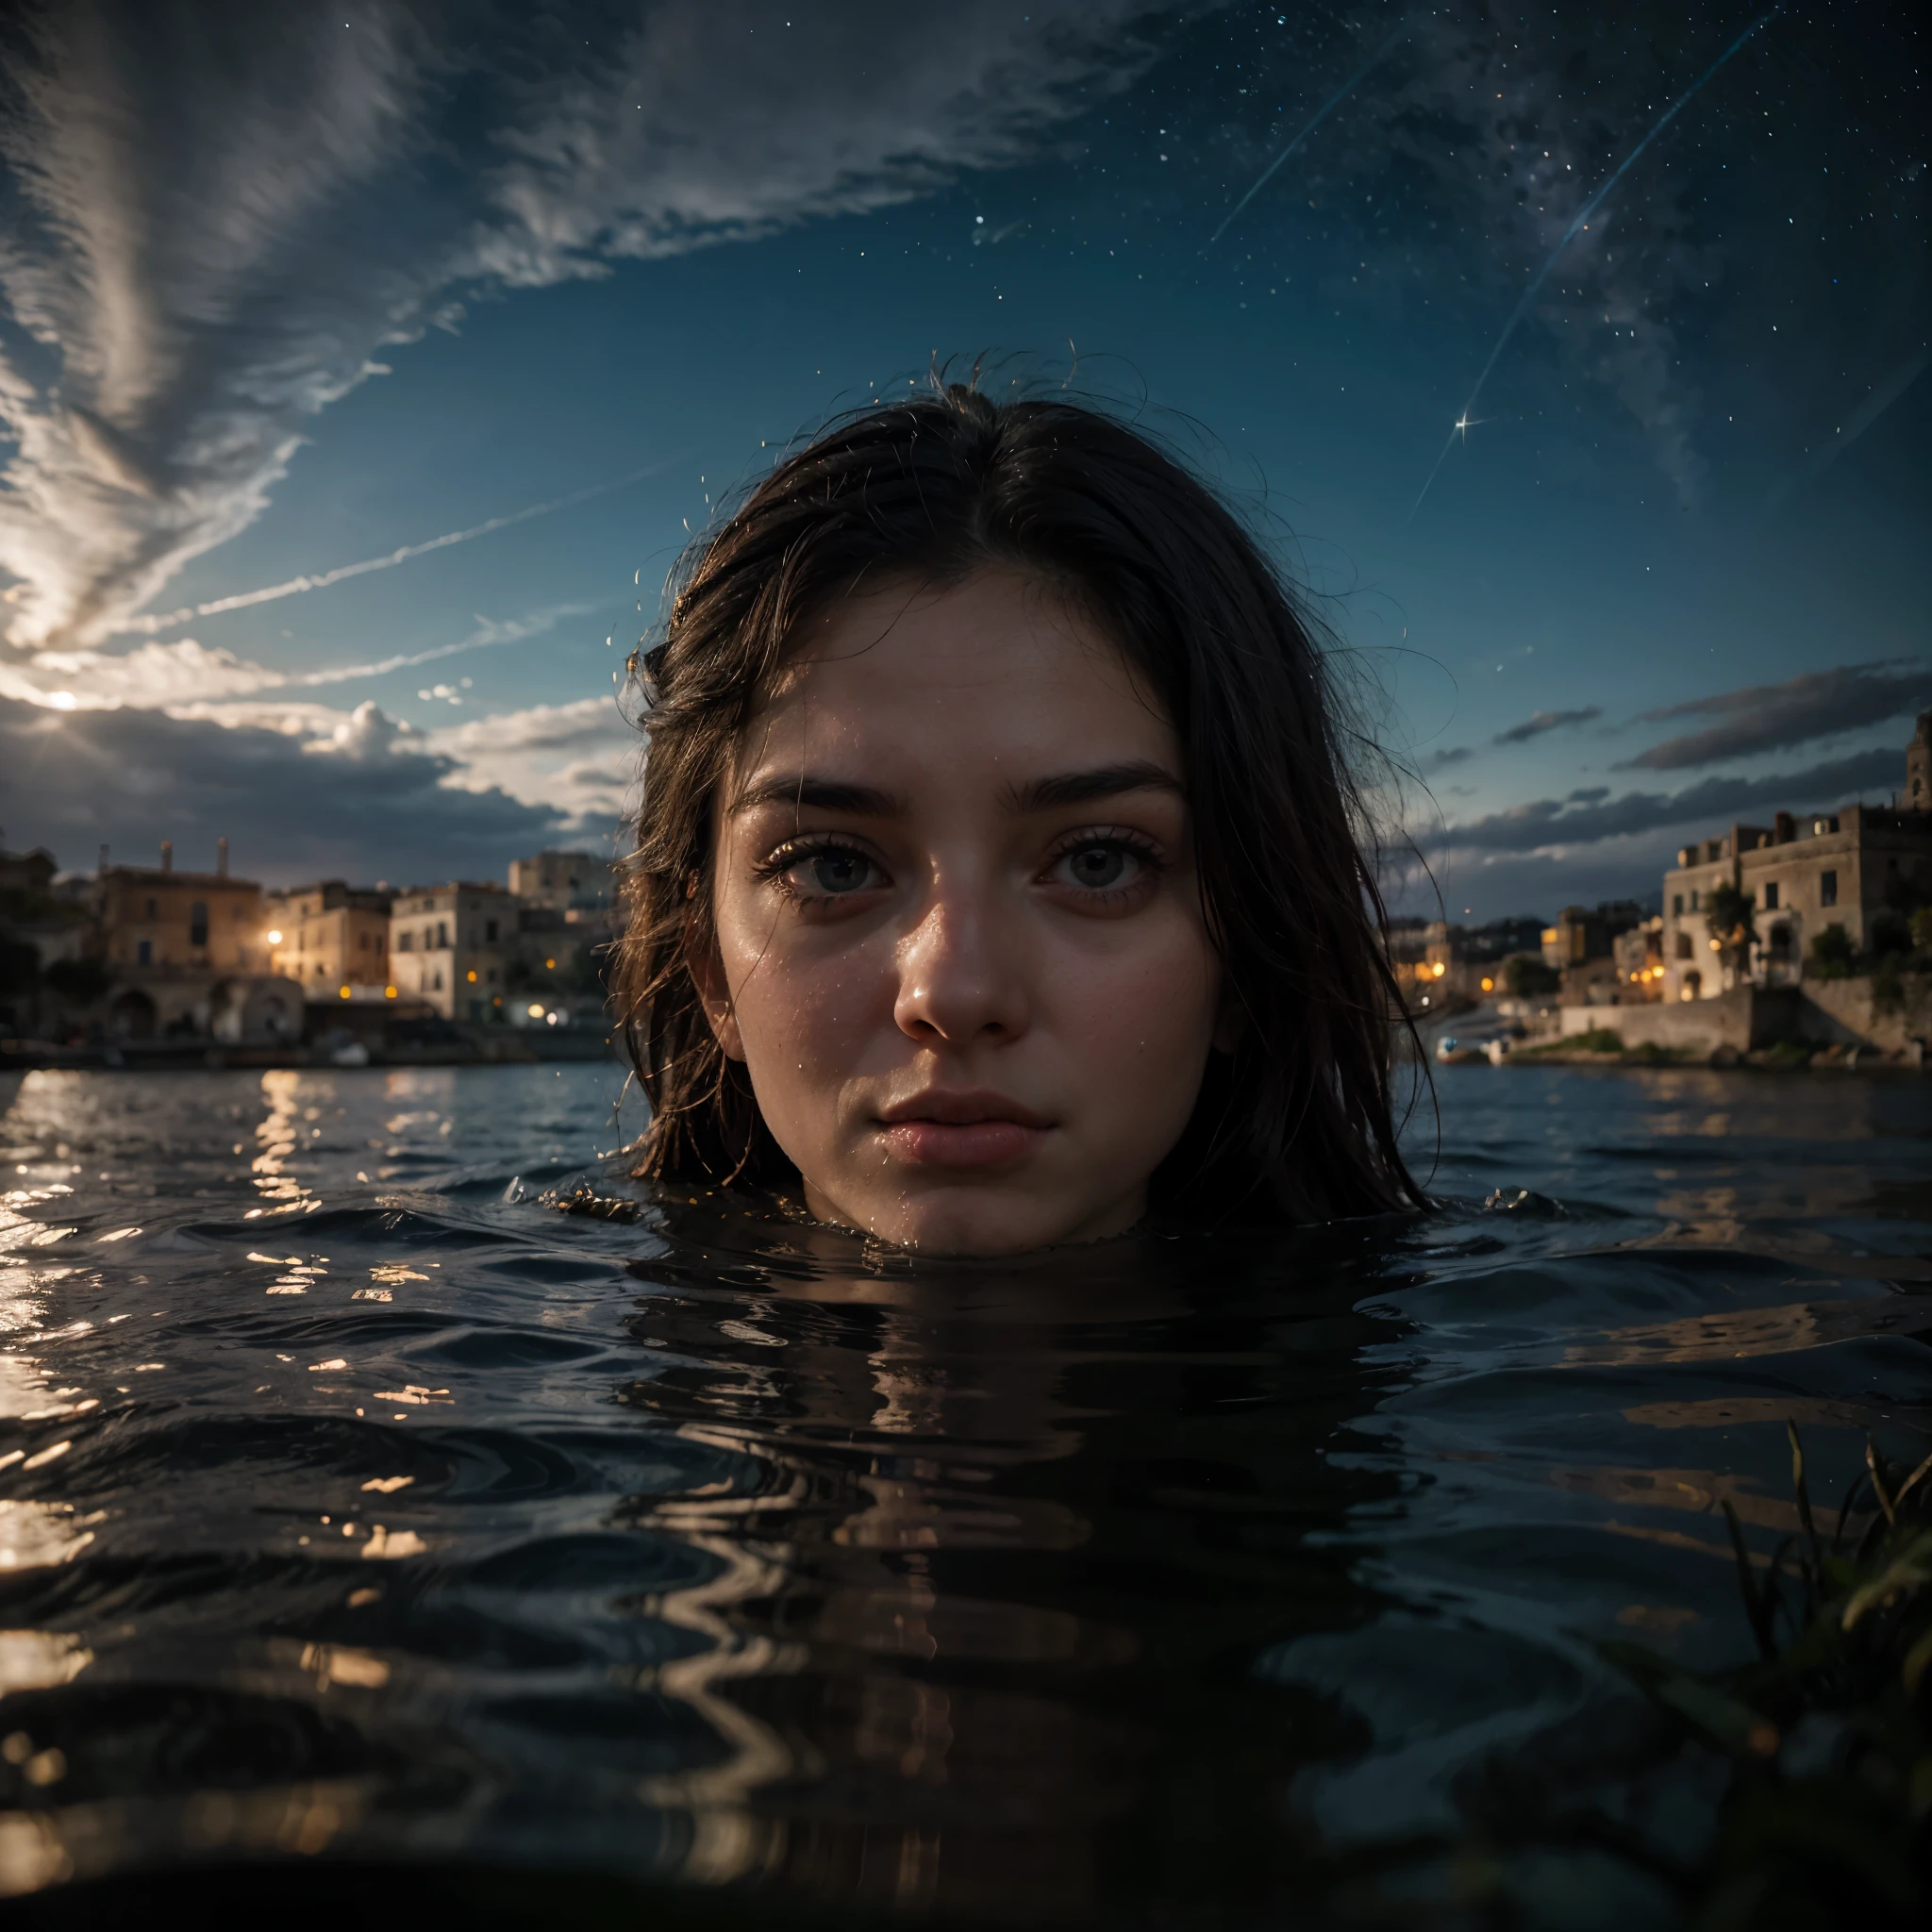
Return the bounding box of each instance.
[848,1187,1134,1257]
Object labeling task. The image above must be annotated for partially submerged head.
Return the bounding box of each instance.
[617,381,1422,1253]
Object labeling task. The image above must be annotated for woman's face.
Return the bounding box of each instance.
[697,569,1228,1256]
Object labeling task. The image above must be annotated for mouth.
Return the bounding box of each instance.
[874,1090,1054,1171]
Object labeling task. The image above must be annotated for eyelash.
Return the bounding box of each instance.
[1041,826,1165,890]
[752,835,880,903]
[752,827,1168,905]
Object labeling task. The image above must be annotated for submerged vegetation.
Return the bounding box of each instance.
[1595,1426,1930,1927]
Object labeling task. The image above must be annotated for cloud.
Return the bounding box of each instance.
[1492,707,1603,746]
[0,0,1174,652]
[1421,745,1473,772]
[0,601,605,709]
[425,696,638,824]
[0,693,567,886]
[1424,747,1902,857]
[1624,661,1932,771]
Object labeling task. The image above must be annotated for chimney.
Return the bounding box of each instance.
[217,837,229,878]
[160,841,173,874]
[1774,810,1794,844]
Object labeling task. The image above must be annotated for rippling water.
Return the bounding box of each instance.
[0,1062,1927,1924]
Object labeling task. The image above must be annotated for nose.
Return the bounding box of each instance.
[892,883,1030,1047]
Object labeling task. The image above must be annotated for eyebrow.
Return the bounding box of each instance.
[729,759,1184,820]
[1009,760,1185,812]
[728,775,906,818]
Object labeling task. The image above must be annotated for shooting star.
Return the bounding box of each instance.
[109,455,682,637]
[1806,347,1931,480]
[1206,21,1410,252]
[1409,6,1779,521]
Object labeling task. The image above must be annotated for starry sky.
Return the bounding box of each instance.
[0,0,1924,919]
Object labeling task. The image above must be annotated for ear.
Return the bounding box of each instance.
[684,919,747,1062]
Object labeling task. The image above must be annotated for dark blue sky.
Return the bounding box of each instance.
[0,0,1924,916]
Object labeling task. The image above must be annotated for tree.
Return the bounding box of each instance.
[42,958,110,1006]
[1705,881,1757,990]
[1807,924,1855,982]
[1503,954,1560,998]
[0,935,38,998]
[1911,906,1932,958]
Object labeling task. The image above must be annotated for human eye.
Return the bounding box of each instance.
[755,836,889,907]
[1041,828,1164,905]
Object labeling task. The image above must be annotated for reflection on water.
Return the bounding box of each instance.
[0,1063,1925,1921]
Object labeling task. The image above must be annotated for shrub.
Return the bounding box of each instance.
[1807,924,1855,981]
[1571,1027,1624,1053]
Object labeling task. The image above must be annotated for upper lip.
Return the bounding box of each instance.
[876,1090,1054,1129]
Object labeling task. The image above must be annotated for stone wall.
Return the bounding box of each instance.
[1797,974,1931,1053]
[1557,975,1929,1054]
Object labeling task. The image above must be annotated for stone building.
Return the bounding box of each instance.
[1660,719,1932,1001]
[507,849,613,915]
[1538,901,1648,1004]
[388,882,514,1022]
[92,841,301,1040]
[264,881,394,1000]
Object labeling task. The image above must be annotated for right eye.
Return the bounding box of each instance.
[760,841,888,903]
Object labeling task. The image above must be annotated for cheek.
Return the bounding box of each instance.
[714,900,891,1084]
[1053,916,1221,1101]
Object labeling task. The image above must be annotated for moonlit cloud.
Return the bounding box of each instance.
[1624,661,1932,771]
[1424,746,1903,857]
[0,0,1174,653]
[1492,706,1603,746]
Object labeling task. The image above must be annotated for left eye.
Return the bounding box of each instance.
[1054,841,1140,891]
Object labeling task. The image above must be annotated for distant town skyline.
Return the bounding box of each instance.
[0,0,1924,917]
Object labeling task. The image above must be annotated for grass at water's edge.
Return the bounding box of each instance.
[1424,1425,1932,1930]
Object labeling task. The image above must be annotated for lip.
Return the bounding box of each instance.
[874,1090,1054,1171]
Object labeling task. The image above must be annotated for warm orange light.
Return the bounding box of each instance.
[1431,961,1447,979]
[466,969,477,983]
[1708,938,1722,952]
[384,986,397,999]
[1479,975,1493,992]
[544,958,556,970]
[527,1003,544,1018]
[338,985,351,999]
[266,929,283,944]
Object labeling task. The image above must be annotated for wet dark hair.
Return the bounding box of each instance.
[616,380,1426,1224]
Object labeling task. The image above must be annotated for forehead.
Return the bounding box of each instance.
[737,570,1175,774]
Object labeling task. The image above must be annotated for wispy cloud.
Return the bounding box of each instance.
[108,464,678,637]
[1624,661,1932,771]
[0,602,604,710]
[0,0,1173,653]
[1492,707,1602,746]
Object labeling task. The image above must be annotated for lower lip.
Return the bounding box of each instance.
[878,1120,1047,1169]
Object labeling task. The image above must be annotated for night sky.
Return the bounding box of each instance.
[0,0,1924,919]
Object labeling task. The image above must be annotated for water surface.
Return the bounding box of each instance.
[0,1063,1927,1924]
